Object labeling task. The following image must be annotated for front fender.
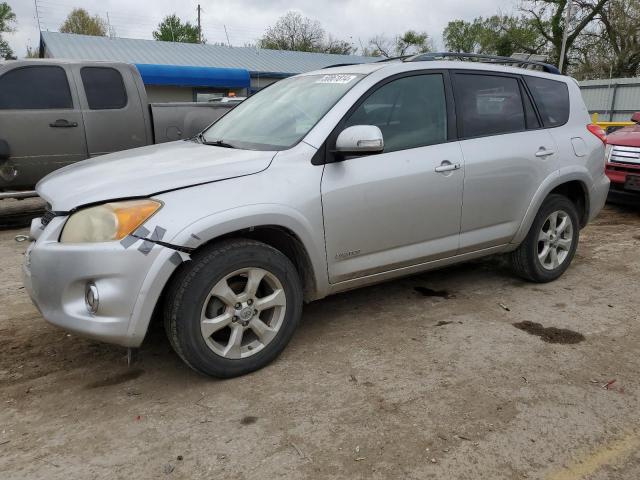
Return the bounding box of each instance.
[170,203,328,294]
[124,203,329,345]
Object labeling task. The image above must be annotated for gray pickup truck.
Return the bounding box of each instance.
[0,59,238,196]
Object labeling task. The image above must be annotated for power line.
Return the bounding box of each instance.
[33,1,266,48]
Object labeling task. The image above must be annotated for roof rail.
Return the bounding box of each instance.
[323,63,361,69]
[405,52,561,74]
[375,55,414,63]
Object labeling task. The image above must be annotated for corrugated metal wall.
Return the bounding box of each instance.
[579,78,640,122]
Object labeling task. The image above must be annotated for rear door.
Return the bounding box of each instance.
[321,72,464,283]
[0,64,87,190]
[72,65,148,157]
[452,71,557,252]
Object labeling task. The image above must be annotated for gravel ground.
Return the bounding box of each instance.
[0,203,639,479]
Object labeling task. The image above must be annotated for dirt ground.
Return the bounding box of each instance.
[1,203,639,480]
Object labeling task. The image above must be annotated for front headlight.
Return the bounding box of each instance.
[60,199,162,243]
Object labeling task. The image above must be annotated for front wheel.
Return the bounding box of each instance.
[164,239,303,378]
[510,194,580,283]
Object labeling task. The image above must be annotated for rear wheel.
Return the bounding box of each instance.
[164,239,303,378]
[511,194,580,283]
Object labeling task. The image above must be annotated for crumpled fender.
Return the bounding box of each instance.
[124,203,328,345]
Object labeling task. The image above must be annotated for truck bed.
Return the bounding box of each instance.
[150,103,236,143]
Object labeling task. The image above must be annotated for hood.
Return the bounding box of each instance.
[37,141,276,211]
[607,124,640,148]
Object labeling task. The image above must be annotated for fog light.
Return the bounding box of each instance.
[85,282,99,314]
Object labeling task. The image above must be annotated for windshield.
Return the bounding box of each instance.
[202,73,364,150]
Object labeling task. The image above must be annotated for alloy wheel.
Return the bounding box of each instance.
[537,210,573,270]
[200,267,287,359]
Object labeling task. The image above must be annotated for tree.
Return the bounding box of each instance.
[26,45,40,58]
[443,20,481,53]
[521,0,610,73]
[396,30,432,56]
[569,0,639,79]
[60,8,107,36]
[259,11,325,52]
[323,35,353,55]
[366,34,394,57]
[259,11,353,54]
[444,16,545,57]
[598,0,640,77]
[152,14,201,43]
[0,2,16,59]
[366,30,432,58]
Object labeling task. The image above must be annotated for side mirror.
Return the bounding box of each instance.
[0,140,9,161]
[335,125,384,155]
[631,112,640,124]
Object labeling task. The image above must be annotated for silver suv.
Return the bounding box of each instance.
[23,55,609,378]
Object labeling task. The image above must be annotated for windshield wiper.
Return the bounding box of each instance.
[201,138,237,149]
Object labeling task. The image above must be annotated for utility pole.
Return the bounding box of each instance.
[197,4,202,44]
[558,0,573,73]
[224,25,231,47]
[34,0,41,32]
[106,12,113,38]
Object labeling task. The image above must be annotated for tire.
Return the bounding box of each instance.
[510,194,580,283]
[164,238,303,378]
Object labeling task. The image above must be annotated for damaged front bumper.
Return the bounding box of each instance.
[22,216,188,347]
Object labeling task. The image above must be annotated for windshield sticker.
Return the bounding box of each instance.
[315,74,357,84]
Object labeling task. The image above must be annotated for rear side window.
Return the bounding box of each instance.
[344,74,447,153]
[524,76,570,127]
[454,74,525,138]
[81,67,128,110]
[0,66,72,110]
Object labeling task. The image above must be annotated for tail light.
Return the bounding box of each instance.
[587,123,607,143]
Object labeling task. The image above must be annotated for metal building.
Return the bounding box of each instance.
[39,31,374,102]
[579,77,640,122]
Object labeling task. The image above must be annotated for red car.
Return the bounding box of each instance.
[605,112,640,201]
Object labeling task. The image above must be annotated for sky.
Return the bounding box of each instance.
[5,0,513,58]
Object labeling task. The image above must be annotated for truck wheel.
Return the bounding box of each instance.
[164,239,303,378]
[510,194,580,283]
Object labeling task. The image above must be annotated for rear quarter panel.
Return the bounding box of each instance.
[511,79,607,244]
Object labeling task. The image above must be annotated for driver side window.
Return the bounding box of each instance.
[344,74,447,153]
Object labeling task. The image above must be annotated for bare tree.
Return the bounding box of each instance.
[521,0,610,73]
[259,11,326,52]
[323,35,353,55]
[366,31,432,58]
[599,0,640,77]
[367,34,394,57]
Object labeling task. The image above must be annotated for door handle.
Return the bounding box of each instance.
[434,161,461,173]
[535,148,555,158]
[49,119,78,128]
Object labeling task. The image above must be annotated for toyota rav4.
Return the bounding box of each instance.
[22,54,609,378]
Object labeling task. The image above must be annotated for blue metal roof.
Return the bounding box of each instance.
[134,63,250,88]
[41,32,375,76]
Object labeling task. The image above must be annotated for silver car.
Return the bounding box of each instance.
[22,56,610,378]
